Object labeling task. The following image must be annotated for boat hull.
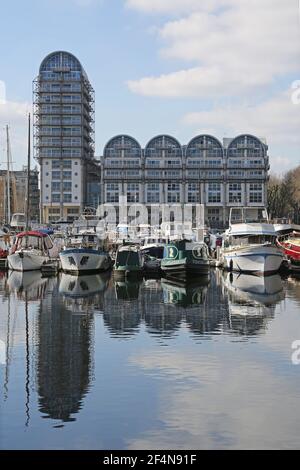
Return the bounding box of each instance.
[60,248,112,273]
[161,258,210,279]
[222,245,283,275]
[7,251,49,272]
[113,266,144,279]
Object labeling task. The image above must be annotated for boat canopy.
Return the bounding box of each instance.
[16,231,49,238]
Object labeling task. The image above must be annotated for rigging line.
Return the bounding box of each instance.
[3,294,11,401]
[25,291,31,428]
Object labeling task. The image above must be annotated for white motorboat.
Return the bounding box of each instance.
[7,231,53,272]
[59,230,112,273]
[221,208,284,275]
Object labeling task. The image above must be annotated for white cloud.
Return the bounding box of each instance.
[183,90,300,144]
[127,349,300,449]
[183,89,300,171]
[127,0,300,98]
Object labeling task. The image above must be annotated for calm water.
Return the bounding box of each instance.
[0,269,300,450]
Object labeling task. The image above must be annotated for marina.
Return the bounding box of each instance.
[0,1,300,453]
[0,268,300,449]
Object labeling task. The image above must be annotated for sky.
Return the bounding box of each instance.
[0,0,299,173]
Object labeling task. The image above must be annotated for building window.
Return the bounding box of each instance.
[52,171,61,180]
[63,182,72,192]
[67,208,79,214]
[188,183,198,203]
[147,183,160,203]
[208,208,220,222]
[52,160,61,169]
[49,208,60,215]
[127,183,139,203]
[63,160,72,169]
[208,183,221,203]
[167,183,180,203]
[51,182,61,191]
[228,183,242,203]
[106,183,119,203]
[63,193,72,203]
[249,183,263,203]
[52,193,60,203]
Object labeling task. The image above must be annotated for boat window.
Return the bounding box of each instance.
[18,236,42,250]
[117,251,140,265]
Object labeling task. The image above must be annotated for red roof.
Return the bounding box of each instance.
[16,231,48,238]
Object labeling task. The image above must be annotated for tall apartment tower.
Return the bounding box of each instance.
[33,51,98,223]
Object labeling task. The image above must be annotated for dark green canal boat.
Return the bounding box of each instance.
[161,239,210,280]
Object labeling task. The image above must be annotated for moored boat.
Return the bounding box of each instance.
[275,224,300,272]
[221,208,284,275]
[113,244,143,278]
[59,231,112,274]
[161,239,210,280]
[7,231,53,272]
[140,237,166,274]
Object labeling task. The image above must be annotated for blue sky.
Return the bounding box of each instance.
[0,0,299,172]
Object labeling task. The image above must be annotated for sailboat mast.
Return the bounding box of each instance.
[6,125,11,225]
[25,114,31,232]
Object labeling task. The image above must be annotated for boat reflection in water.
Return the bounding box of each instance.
[6,270,50,301]
[59,272,110,313]
[102,278,143,338]
[222,272,285,335]
[114,279,142,301]
[161,276,210,309]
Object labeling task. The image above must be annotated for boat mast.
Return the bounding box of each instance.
[25,114,31,232]
[6,125,11,225]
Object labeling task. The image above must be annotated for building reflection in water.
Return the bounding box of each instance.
[37,274,103,424]
[102,271,286,340]
[221,271,285,336]
[0,268,287,426]
[102,279,143,338]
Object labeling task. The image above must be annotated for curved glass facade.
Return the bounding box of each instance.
[145,135,182,160]
[102,134,269,228]
[34,51,97,223]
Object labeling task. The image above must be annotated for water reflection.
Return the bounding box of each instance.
[115,279,141,301]
[161,276,210,308]
[37,277,94,424]
[0,267,293,444]
[222,272,285,336]
[6,271,49,301]
[59,272,110,313]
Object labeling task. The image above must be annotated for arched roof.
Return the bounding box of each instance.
[39,51,88,78]
[145,134,182,150]
[186,134,223,158]
[103,135,142,158]
[145,135,182,158]
[227,134,266,156]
